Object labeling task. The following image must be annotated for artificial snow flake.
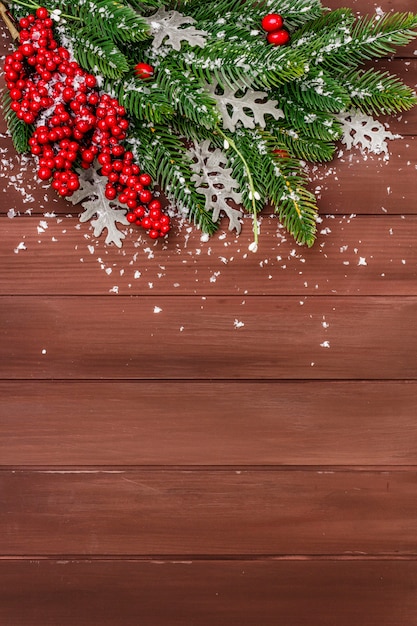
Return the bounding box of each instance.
[145,8,208,52]
[336,109,401,157]
[67,164,129,248]
[207,82,284,132]
[187,140,243,233]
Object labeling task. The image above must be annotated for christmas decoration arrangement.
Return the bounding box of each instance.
[2,0,417,250]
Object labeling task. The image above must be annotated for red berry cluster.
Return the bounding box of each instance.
[261,13,290,46]
[3,7,170,240]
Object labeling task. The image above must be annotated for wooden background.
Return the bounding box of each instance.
[1,0,417,623]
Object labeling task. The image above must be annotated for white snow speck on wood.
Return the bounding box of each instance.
[358,257,367,266]
[234,319,245,329]
[14,242,26,253]
[154,306,162,313]
[7,208,16,218]
[41,349,47,355]
[248,241,258,253]
[320,341,331,348]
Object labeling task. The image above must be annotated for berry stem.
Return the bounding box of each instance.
[9,0,81,21]
[0,2,20,39]
[216,126,259,248]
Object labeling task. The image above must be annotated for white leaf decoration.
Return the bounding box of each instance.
[336,109,401,158]
[207,82,284,132]
[145,8,208,52]
[67,164,129,248]
[187,140,243,233]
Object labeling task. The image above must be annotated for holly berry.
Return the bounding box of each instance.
[134,62,154,80]
[261,13,284,32]
[3,7,171,240]
[267,29,290,46]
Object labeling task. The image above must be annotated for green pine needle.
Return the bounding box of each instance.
[2,90,33,153]
[345,68,417,115]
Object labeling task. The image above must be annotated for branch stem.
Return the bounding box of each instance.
[216,126,259,248]
[0,2,20,39]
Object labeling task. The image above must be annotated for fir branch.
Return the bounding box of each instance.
[279,69,350,113]
[69,27,130,78]
[67,0,150,43]
[2,90,33,153]
[246,128,318,246]
[271,127,336,162]
[345,68,417,115]
[319,12,417,71]
[103,75,174,122]
[270,104,342,142]
[167,40,306,91]
[129,122,217,233]
[155,64,221,128]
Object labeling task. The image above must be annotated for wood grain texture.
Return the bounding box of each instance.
[2,140,417,219]
[1,296,417,380]
[1,0,417,619]
[1,470,416,555]
[1,560,417,626]
[1,215,416,296]
[1,380,417,466]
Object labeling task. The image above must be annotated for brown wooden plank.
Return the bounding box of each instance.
[1,295,416,380]
[1,136,416,222]
[1,380,417,467]
[1,470,416,555]
[310,137,417,215]
[1,560,417,626]
[1,215,416,295]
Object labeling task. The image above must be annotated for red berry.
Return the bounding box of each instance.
[139,190,152,204]
[267,29,290,46]
[105,186,117,200]
[10,89,22,100]
[36,7,49,20]
[85,74,96,88]
[67,178,80,191]
[139,173,152,187]
[148,199,161,212]
[38,167,52,181]
[126,212,136,223]
[134,62,154,80]
[141,217,152,229]
[261,13,284,32]
[20,43,34,56]
[150,208,161,220]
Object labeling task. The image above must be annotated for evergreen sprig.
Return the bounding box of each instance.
[5,0,417,248]
[2,90,33,153]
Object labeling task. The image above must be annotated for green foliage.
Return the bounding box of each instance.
[67,0,150,43]
[345,68,417,115]
[70,28,130,78]
[2,90,33,153]
[155,64,221,128]
[6,0,417,247]
[320,12,417,71]
[130,123,218,233]
[104,76,174,122]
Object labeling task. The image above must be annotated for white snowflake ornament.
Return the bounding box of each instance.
[145,8,208,52]
[207,82,284,132]
[68,164,129,248]
[336,109,401,158]
[187,140,243,233]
